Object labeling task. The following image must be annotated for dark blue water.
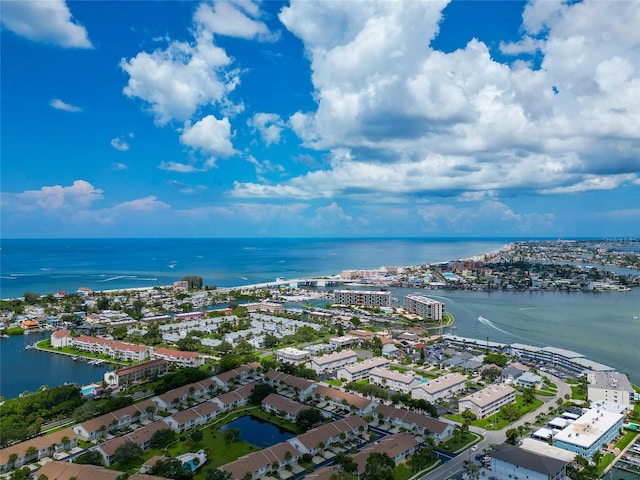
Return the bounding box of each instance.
[0,332,110,400]
[220,415,294,447]
[0,237,516,298]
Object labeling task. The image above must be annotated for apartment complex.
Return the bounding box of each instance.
[458,384,516,419]
[553,408,624,460]
[333,289,391,308]
[336,357,390,382]
[368,367,420,393]
[403,294,445,321]
[411,373,467,402]
[587,372,634,408]
[309,349,358,374]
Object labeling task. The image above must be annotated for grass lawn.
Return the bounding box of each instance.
[615,431,638,450]
[447,397,544,430]
[394,463,414,480]
[325,378,342,387]
[597,453,615,474]
[439,432,478,452]
[570,385,586,400]
[535,390,556,397]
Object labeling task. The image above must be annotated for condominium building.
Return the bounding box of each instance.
[105,341,152,362]
[368,367,420,393]
[276,347,310,364]
[336,357,391,383]
[553,407,624,460]
[403,294,445,321]
[510,343,614,375]
[309,349,358,374]
[587,372,634,408]
[458,384,516,419]
[152,347,204,367]
[106,359,168,387]
[333,289,391,308]
[411,373,467,403]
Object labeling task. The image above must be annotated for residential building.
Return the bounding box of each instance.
[0,428,77,472]
[264,371,317,399]
[458,384,516,419]
[553,407,624,460]
[309,349,358,374]
[510,343,614,375]
[311,385,375,414]
[73,400,157,440]
[211,362,261,388]
[275,347,310,364]
[352,433,420,475]
[587,372,634,408]
[411,373,467,403]
[152,347,204,367]
[261,393,308,421]
[488,443,569,480]
[34,461,123,480]
[329,335,359,348]
[106,341,152,362]
[372,404,454,440]
[162,401,221,433]
[106,359,168,387]
[403,294,445,321]
[50,328,72,348]
[244,301,284,314]
[221,441,300,480]
[333,289,391,308]
[212,383,256,411]
[73,335,111,354]
[368,367,420,393]
[336,357,391,383]
[516,371,543,389]
[287,416,367,455]
[95,421,169,465]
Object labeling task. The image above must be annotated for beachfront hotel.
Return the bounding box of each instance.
[403,293,445,321]
[552,407,624,460]
[458,384,516,419]
[333,289,391,308]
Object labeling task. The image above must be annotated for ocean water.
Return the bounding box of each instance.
[0,237,514,298]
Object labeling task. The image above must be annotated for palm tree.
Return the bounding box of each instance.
[463,460,480,480]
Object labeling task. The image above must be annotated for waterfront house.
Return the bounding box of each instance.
[50,328,72,348]
[458,384,516,419]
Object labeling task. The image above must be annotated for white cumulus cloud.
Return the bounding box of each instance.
[180,114,236,160]
[110,137,130,152]
[17,180,103,210]
[49,98,82,112]
[248,112,285,145]
[1,0,92,48]
[194,0,274,40]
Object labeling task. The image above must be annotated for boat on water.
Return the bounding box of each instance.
[24,343,38,350]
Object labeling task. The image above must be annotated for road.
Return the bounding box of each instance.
[421,372,570,479]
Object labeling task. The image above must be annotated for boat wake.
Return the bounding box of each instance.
[96,275,157,283]
[477,316,524,340]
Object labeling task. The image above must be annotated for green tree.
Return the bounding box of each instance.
[333,452,357,473]
[150,458,194,480]
[483,353,507,367]
[224,427,241,445]
[361,453,395,480]
[150,428,176,448]
[246,383,274,404]
[522,387,536,404]
[295,408,325,432]
[500,403,520,422]
[189,429,203,445]
[206,470,232,480]
[112,440,143,468]
[111,325,128,340]
[463,460,480,480]
[73,449,104,466]
[505,428,519,445]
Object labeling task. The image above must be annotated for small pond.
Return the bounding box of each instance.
[220,415,294,448]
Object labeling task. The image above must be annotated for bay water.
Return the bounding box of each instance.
[1,237,638,399]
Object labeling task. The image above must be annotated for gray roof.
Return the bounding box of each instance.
[491,443,568,476]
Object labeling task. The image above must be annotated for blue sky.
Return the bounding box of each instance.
[1,0,638,238]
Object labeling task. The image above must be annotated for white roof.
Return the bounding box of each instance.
[520,438,577,462]
[532,427,555,440]
[549,417,569,428]
[554,408,623,448]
